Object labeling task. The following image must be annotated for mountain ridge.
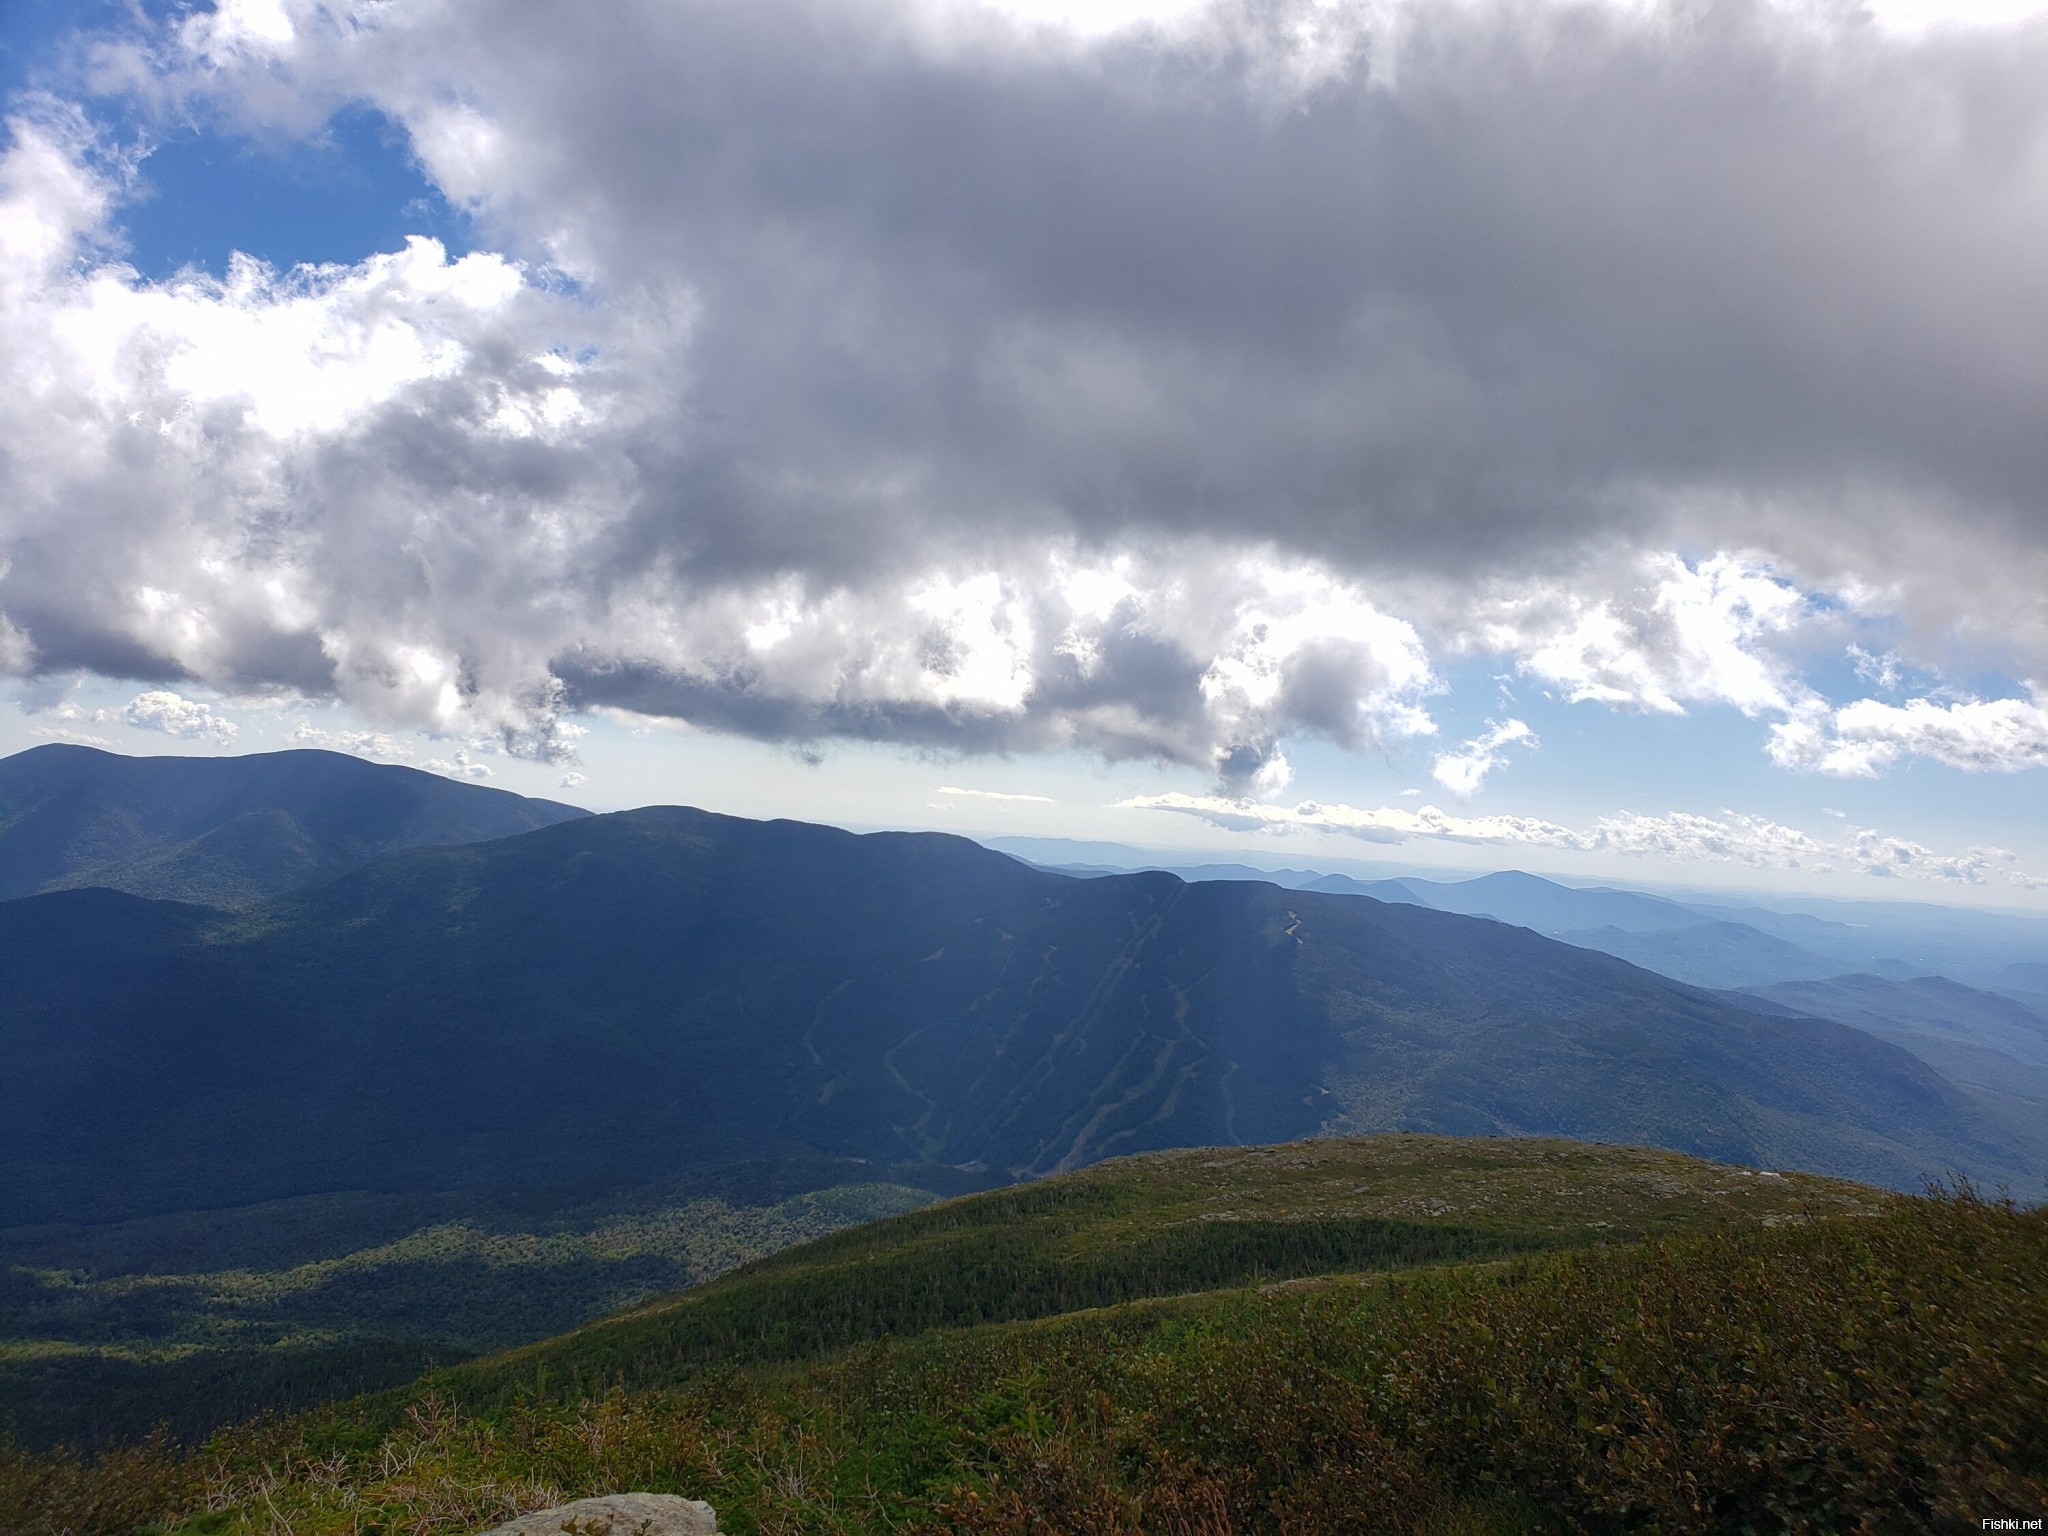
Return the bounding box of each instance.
[0,743,588,908]
[3,803,2032,1229]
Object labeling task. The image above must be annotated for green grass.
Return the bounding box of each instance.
[13,1134,2023,1536]
[458,1134,1876,1401]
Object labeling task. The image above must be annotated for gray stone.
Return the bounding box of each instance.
[474,1492,717,1535]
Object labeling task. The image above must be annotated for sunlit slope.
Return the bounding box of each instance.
[449,1134,1879,1399]
[12,1142,2043,1536]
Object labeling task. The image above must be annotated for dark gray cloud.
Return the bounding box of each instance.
[1,0,2044,782]
[361,0,2046,583]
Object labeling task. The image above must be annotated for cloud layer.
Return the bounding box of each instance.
[1,0,2045,793]
[1123,791,2027,885]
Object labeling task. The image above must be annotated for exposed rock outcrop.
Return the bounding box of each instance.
[475,1492,717,1535]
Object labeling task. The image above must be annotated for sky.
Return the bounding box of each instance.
[0,0,2044,908]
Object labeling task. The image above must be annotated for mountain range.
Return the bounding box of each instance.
[1023,842,2048,995]
[0,743,587,908]
[4,755,2040,1229]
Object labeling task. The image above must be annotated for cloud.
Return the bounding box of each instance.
[557,770,587,788]
[0,0,2044,783]
[1846,828,2004,883]
[1121,791,2022,884]
[938,785,1054,803]
[286,722,412,760]
[1431,717,1533,797]
[1471,555,1809,718]
[27,725,113,746]
[120,689,237,743]
[1771,689,2048,776]
[419,749,491,781]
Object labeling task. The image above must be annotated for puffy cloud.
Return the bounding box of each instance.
[285,722,412,760]
[1846,828,2004,883]
[1468,555,1809,717]
[0,0,2045,785]
[1122,791,2023,884]
[1772,690,2048,776]
[559,550,1438,788]
[419,749,491,781]
[121,689,237,743]
[1431,717,1533,796]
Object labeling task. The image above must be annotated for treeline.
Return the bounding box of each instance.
[458,1215,1561,1399]
[0,1339,469,1452]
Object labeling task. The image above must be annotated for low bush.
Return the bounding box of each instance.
[4,1188,2040,1534]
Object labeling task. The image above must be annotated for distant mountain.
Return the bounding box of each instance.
[1678,896,2048,989]
[1998,961,2048,1007]
[1303,868,1854,987]
[1311,869,1707,935]
[1741,974,2048,1105]
[1,806,2031,1226]
[1550,921,1850,990]
[0,745,588,907]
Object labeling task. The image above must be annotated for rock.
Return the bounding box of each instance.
[474,1492,717,1535]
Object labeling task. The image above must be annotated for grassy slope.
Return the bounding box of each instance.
[457,1134,1877,1400]
[20,1134,2033,1536]
[28,1130,2015,1536]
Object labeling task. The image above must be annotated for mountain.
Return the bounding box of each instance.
[1310,868,1705,934]
[1741,973,2048,1105]
[1677,894,2048,989]
[1,806,2031,1228]
[1549,920,1851,989]
[1306,868,1858,987]
[0,744,588,907]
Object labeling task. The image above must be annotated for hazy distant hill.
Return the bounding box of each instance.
[1305,868,1857,986]
[1742,973,2048,1105]
[1310,868,1702,933]
[1,806,2030,1226]
[1549,920,1851,989]
[0,744,588,907]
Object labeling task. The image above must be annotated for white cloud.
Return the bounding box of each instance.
[557,770,587,789]
[27,725,113,746]
[120,689,236,743]
[1120,792,2024,885]
[1430,717,1533,797]
[286,722,412,760]
[1472,554,1807,718]
[419,750,492,781]
[1771,690,2048,776]
[2,0,2047,806]
[937,785,1054,802]
[1846,829,2003,883]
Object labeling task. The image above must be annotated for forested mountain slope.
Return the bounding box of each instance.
[2,805,2029,1227]
[0,744,587,907]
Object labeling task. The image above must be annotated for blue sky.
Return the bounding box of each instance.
[1,0,2044,908]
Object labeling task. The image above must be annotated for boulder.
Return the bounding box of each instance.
[474,1492,717,1535]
